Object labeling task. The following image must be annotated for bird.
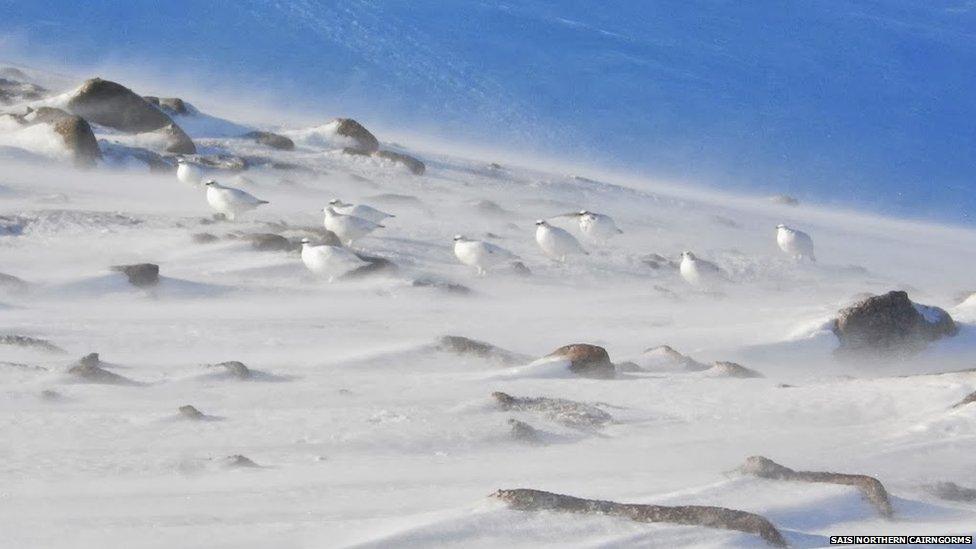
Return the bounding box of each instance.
[535,219,588,261]
[453,235,518,276]
[776,224,816,262]
[576,210,623,242]
[323,206,384,246]
[176,158,203,185]
[679,251,727,288]
[328,199,394,224]
[204,179,269,220]
[300,238,369,281]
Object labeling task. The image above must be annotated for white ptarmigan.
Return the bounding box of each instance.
[679,251,727,288]
[535,219,588,261]
[453,235,518,276]
[176,158,203,185]
[300,238,369,281]
[776,224,816,262]
[204,179,269,220]
[328,199,394,224]
[576,210,623,242]
[323,206,384,246]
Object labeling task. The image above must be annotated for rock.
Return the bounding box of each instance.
[411,278,472,295]
[0,334,66,354]
[246,233,296,252]
[67,353,137,385]
[341,254,399,280]
[705,361,764,378]
[641,253,679,271]
[22,107,101,168]
[187,153,248,172]
[739,455,892,517]
[40,389,63,400]
[0,76,47,104]
[435,335,529,365]
[636,345,709,372]
[143,96,190,115]
[179,404,205,420]
[926,481,976,502]
[511,261,532,276]
[243,131,294,151]
[332,118,379,153]
[493,489,787,547]
[191,232,219,244]
[373,150,425,175]
[0,272,28,291]
[222,454,260,468]
[769,194,799,206]
[471,199,512,217]
[99,141,171,172]
[342,147,371,157]
[492,391,612,428]
[212,360,251,379]
[508,418,546,444]
[111,263,160,288]
[65,78,195,153]
[833,291,958,358]
[951,391,976,409]
[546,344,615,379]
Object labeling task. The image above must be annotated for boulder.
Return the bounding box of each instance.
[179,405,205,420]
[67,353,137,385]
[191,232,219,244]
[0,334,66,354]
[927,482,976,502]
[99,141,171,172]
[342,254,399,280]
[0,76,47,105]
[739,456,892,517]
[411,277,472,295]
[833,291,958,358]
[492,391,612,428]
[143,96,191,115]
[706,361,764,378]
[373,150,425,175]
[435,335,529,365]
[111,263,160,288]
[637,345,709,372]
[66,78,195,153]
[243,131,294,151]
[508,418,546,444]
[546,343,615,379]
[951,391,976,409]
[222,454,260,468]
[245,233,296,252]
[22,107,100,168]
[212,360,251,379]
[493,489,787,547]
[333,118,379,153]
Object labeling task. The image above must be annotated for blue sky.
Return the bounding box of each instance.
[2,1,974,222]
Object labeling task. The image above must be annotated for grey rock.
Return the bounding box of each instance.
[179,404,205,420]
[333,118,379,153]
[212,361,251,379]
[373,150,425,175]
[492,391,613,428]
[243,131,294,151]
[833,291,958,358]
[411,277,472,295]
[927,481,976,502]
[508,418,546,444]
[706,361,764,378]
[245,233,296,252]
[111,263,160,288]
[0,334,66,354]
[67,353,138,385]
[435,336,529,365]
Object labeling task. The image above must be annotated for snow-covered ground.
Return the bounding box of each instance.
[2,79,976,547]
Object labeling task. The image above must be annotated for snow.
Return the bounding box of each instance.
[1,119,974,547]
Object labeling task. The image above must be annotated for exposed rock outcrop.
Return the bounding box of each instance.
[111,263,160,287]
[0,334,66,354]
[0,75,47,104]
[65,78,196,154]
[243,131,294,151]
[492,391,612,428]
[67,353,138,385]
[493,489,787,547]
[20,107,101,167]
[373,150,425,175]
[738,455,893,517]
[950,391,976,409]
[546,343,615,379]
[435,335,530,365]
[333,118,379,153]
[833,291,957,358]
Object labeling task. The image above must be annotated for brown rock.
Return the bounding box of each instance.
[435,336,529,365]
[243,131,294,151]
[546,343,615,379]
[834,291,957,358]
[739,455,893,517]
[143,96,190,115]
[23,107,100,168]
[372,150,425,175]
[333,118,379,152]
[246,233,296,252]
[493,489,787,547]
[706,361,764,378]
[111,263,160,287]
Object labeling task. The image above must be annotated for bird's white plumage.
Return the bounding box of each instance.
[329,199,394,223]
[453,236,517,275]
[300,240,369,281]
[323,207,384,246]
[176,159,203,186]
[535,220,587,261]
[205,180,268,220]
[577,210,622,242]
[776,224,816,262]
[679,251,726,287]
